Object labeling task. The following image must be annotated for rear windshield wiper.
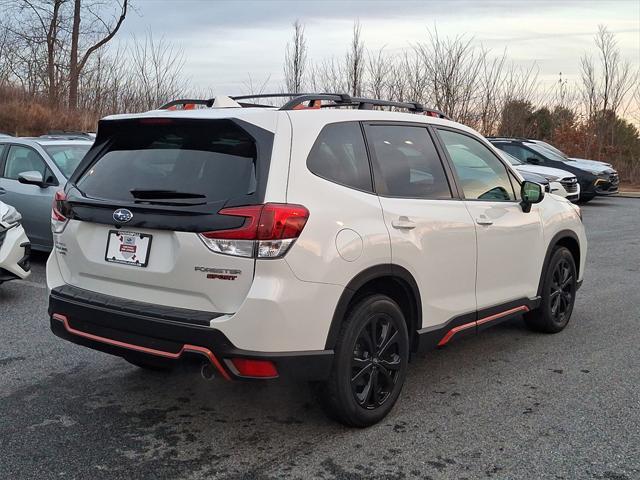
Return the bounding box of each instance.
[129,189,206,200]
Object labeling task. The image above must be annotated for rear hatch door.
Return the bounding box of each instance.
[55,116,275,314]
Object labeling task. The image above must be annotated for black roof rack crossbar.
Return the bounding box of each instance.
[230,93,318,101]
[280,94,450,119]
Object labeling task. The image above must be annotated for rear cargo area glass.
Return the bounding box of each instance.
[77,120,257,202]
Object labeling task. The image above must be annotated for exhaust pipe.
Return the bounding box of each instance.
[201,362,216,380]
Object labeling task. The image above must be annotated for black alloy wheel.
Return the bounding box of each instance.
[549,257,574,324]
[524,246,577,333]
[351,313,402,409]
[316,294,409,427]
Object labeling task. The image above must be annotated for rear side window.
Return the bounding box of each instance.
[366,125,452,199]
[77,120,258,203]
[306,122,372,192]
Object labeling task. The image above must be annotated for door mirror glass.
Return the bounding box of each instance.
[521,181,544,212]
[17,170,45,187]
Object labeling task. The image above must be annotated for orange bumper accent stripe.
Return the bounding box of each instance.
[52,313,231,381]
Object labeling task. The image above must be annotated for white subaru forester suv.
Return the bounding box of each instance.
[47,94,586,427]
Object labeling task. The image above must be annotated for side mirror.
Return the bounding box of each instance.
[18,171,45,187]
[521,181,544,212]
[526,157,541,164]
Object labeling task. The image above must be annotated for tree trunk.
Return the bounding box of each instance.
[46,1,62,106]
[68,0,81,109]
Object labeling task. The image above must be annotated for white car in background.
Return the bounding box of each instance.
[498,150,580,202]
[0,201,31,285]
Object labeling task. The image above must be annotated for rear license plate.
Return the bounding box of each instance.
[105,230,152,267]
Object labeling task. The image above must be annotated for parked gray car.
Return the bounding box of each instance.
[0,137,92,250]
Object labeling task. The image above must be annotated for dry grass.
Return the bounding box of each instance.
[0,86,98,136]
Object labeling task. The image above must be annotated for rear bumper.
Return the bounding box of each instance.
[49,285,334,381]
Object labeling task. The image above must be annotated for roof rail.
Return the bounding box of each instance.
[39,131,93,140]
[158,93,451,120]
[485,136,531,142]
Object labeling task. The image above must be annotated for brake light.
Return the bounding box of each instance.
[139,118,174,125]
[51,190,69,234]
[198,203,309,258]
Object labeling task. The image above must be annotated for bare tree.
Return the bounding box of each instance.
[129,32,187,111]
[365,46,390,99]
[580,25,636,155]
[243,73,272,96]
[415,29,485,123]
[283,20,307,93]
[68,0,128,109]
[345,21,364,96]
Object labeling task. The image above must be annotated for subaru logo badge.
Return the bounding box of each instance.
[113,208,133,223]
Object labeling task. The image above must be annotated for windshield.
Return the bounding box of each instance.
[525,143,571,162]
[536,141,569,159]
[497,150,523,165]
[43,144,91,178]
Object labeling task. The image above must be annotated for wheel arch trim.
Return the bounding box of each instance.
[537,229,581,297]
[324,264,422,351]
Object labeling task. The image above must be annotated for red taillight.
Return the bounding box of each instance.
[52,190,67,222]
[227,203,308,240]
[204,205,263,240]
[203,203,309,241]
[198,203,309,258]
[257,204,309,240]
[229,358,278,378]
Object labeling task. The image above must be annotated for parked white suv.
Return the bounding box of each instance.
[0,201,31,284]
[497,150,580,202]
[47,94,587,426]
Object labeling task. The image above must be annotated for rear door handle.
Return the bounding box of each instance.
[476,217,493,226]
[391,216,416,230]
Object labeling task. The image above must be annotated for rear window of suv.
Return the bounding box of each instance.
[77,119,259,203]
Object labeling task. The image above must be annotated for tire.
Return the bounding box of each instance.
[124,354,174,372]
[524,246,577,333]
[578,195,594,204]
[316,294,409,427]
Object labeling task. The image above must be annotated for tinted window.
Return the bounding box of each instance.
[307,122,372,192]
[525,143,568,162]
[77,120,258,203]
[43,144,91,178]
[366,125,451,199]
[4,145,56,184]
[496,143,543,164]
[497,149,523,166]
[438,130,515,201]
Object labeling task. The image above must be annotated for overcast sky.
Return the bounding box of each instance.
[119,0,640,95]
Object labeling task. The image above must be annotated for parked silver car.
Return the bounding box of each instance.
[0,136,92,250]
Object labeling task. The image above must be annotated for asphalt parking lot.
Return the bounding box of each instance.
[1,196,639,480]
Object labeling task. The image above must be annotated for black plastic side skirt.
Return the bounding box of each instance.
[415,297,540,353]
